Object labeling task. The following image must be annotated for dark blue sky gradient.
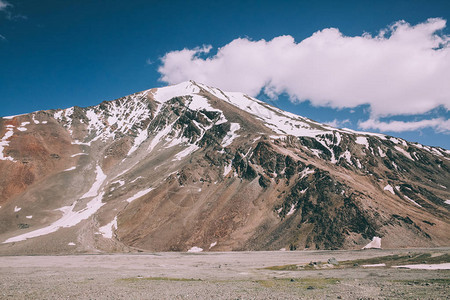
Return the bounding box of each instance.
[1,0,449,147]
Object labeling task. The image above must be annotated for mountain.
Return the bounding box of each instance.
[0,81,449,254]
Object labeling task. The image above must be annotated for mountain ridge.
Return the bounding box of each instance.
[0,81,449,254]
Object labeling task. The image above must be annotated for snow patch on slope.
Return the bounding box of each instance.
[32,114,40,124]
[2,113,26,119]
[99,216,117,239]
[339,150,352,165]
[223,162,232,177]
[362,237,381,249]
[383,185,395,195]
[17,121,30,131]
[221,123,240,147]
[187,246,203,253]
[394,146,414,160]
[126,188,154,203]
[355,136,369,148]
[362,263,385,267]
[71,153,87,157]
[188,94,219,112]
[174,144,199,160]
[300,167,315,179]
[3,164,109,244]
[3,191,106,244]
[286,204,296,216]
[81,166,107,199]
[148,120,177,152]
[127,125,149,156]
[0,125,15,161]
[404,195,422,207]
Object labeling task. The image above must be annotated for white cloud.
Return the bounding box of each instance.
[0,0,10,11]
[359,118,450,133]
[159,18,450,129]
[0,34,5,41]
[325,119,351,128]
[0,0,26,20]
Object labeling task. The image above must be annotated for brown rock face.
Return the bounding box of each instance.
[0,81,448,254]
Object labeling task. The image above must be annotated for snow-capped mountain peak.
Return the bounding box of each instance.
[0,82,448,254]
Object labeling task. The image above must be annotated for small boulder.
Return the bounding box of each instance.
[327,257,339,265]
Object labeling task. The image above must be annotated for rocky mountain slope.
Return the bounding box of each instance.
[0,81,449,254]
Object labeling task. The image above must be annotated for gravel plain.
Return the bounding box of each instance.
[0,248,449,299]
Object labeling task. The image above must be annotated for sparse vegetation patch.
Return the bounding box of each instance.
[265,252,450,270]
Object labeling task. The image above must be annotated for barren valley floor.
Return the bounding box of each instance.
[0,248,449,299]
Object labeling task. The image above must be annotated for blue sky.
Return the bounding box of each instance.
[0,0,449,148]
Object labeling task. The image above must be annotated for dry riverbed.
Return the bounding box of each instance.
[0,248,449,299]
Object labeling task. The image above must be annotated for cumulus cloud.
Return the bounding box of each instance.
[359,118,450,133]
[159,18,450,133]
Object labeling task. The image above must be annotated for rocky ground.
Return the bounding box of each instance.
[0,248,448,299]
